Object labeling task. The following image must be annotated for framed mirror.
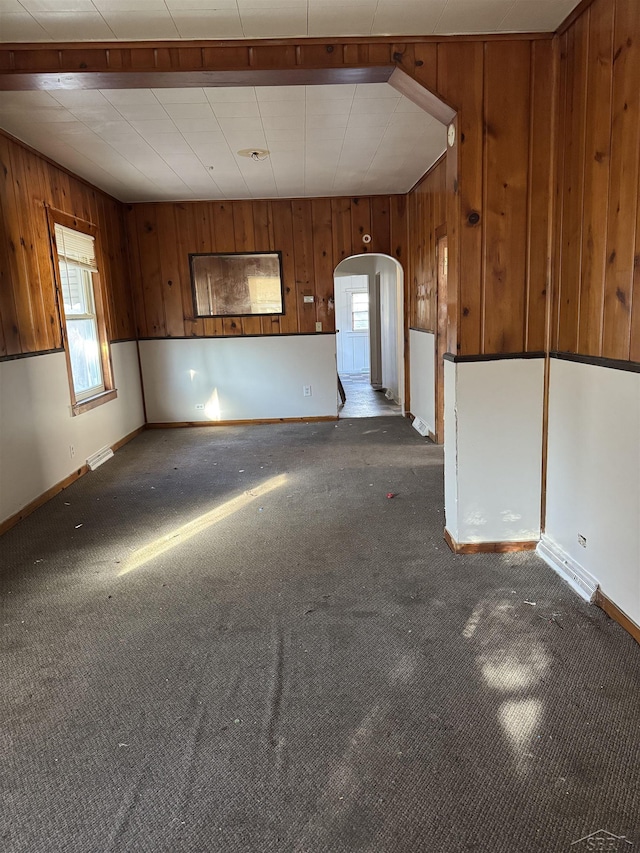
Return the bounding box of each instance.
[189,251,285,318]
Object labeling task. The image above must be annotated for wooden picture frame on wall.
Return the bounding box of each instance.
[189,251,285,319]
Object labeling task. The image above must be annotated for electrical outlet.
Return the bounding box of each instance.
[578,534,587,548]
[303,385,312,397]
[195,403,205,410]
[315,321,322,332]
[69,444,75,459]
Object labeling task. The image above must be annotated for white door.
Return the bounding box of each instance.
[335,275,370,375]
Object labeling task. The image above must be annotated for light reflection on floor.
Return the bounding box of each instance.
[338,374,401,418]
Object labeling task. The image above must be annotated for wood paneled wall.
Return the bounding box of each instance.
[0,132,135,357]
[436,38,555,356]
[554,0,640,363]
[408,157,447,332]
[125,196,402,338]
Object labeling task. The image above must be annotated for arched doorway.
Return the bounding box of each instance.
[333,254,404,419]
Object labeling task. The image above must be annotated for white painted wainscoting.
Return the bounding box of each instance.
[444,356,545,545]
[138,334,338,424]
[409,329,436,436]
[541,357,640,627]
[0,341,144,525]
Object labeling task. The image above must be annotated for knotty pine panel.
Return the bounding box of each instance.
[126,196,400,338]
[554,0,640,364]
[0,132,135,356]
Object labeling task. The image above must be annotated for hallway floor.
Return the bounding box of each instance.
[338,373,402,418]
[1,418,639,852]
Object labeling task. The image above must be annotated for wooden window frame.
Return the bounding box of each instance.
[47,208,116,416]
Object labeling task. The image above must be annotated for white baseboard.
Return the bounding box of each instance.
[536,535,599,602]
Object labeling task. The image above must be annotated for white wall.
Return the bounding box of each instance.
[444,357,545,544]
[0,341,145,524]
[139,334,338,423]
[543,359,640,625]
[409,330,435,433]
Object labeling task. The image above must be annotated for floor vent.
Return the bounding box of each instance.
[412,417,429,437]
[87,446,114,471]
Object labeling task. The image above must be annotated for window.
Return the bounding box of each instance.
[50,215,115,414]
[351,292,369,331]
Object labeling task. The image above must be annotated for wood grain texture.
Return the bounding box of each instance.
[0,132,135,356]
[126,196,400,338]
[408,157,446,333]
[555,0,640,364]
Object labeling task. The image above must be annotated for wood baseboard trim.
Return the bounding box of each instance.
[112,425,146,452]
[0,465,88,537]
[595,589,640,646]
[146,416,338,428]
[0,425,146,537]
[444,528,538,554]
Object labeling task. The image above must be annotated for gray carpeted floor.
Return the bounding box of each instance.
[1,417,639,853]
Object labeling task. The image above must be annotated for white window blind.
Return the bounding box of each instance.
[54,224,97,271]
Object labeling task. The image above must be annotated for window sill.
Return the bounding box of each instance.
[72,388,117,416]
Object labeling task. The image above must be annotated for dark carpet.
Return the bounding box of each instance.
[1,417,639,853]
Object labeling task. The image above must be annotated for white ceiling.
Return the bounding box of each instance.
[0,0,581,42]
[0,83,447,201]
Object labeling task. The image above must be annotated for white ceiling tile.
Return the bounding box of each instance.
[434,0,514,34]
[304,126,345,141]
[212,100,261,118]
[305,113,349,130]
[261,114,303,131]
[145,133,193,155]
[307,100,353,117]
[70,104,125,123]
[23,107,79,123]
[91,120,141,141]
[354,83,399,100]
[0,0,26,10]
[182,131,229,154]
[256,86,305,102]
[240,6,307,37]
[50,90,110,108]
[100,10,179,38]
[347,113,390,130]
[259,100,305,118]
[0,90,61,108]
[115,103,169,121]
[372,0,446,34]
[151,88,207,104]
[171,10,244,38]
[307,3,376,37]
[218,116,264,134]
[102,89,160,106]
[306,84,356,101]
[20,0,95,9]
[93,0,166,9]
[172,117,222,134]
[162,102,216,120]
[0,12,51,39]
[32,11,116,38]
[204,87,257,103]
[129,119,177,135]
[165,0,237,7]
[350,98,398,116]
[498,0,576,32]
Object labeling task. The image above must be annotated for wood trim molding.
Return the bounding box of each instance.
[595,589,640,646]
[408,153,447,194]
[550,351,640,374]
[409,326,435,334]
[444,528,538,554]
[137,331,337,341]
[146,416,339,428]
[443,351,546,362]
[0,425,144,537]
[388,67,456,124]
[556,0,597,35]
[0,347,65,363]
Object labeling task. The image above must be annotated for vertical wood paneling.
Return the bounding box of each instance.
[0,132,135,355]
[482,40,531,354]
[602,0,640,359]
[437,41,484,355]
[555,0,640,364]
[126,195,398,339]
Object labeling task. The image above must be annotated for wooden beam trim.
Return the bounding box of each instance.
[556,0,598,36]
[146,416,339,428]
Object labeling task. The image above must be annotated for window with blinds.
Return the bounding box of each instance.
[54,223,105,402]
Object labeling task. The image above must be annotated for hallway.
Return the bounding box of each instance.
[338,373,402,418]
